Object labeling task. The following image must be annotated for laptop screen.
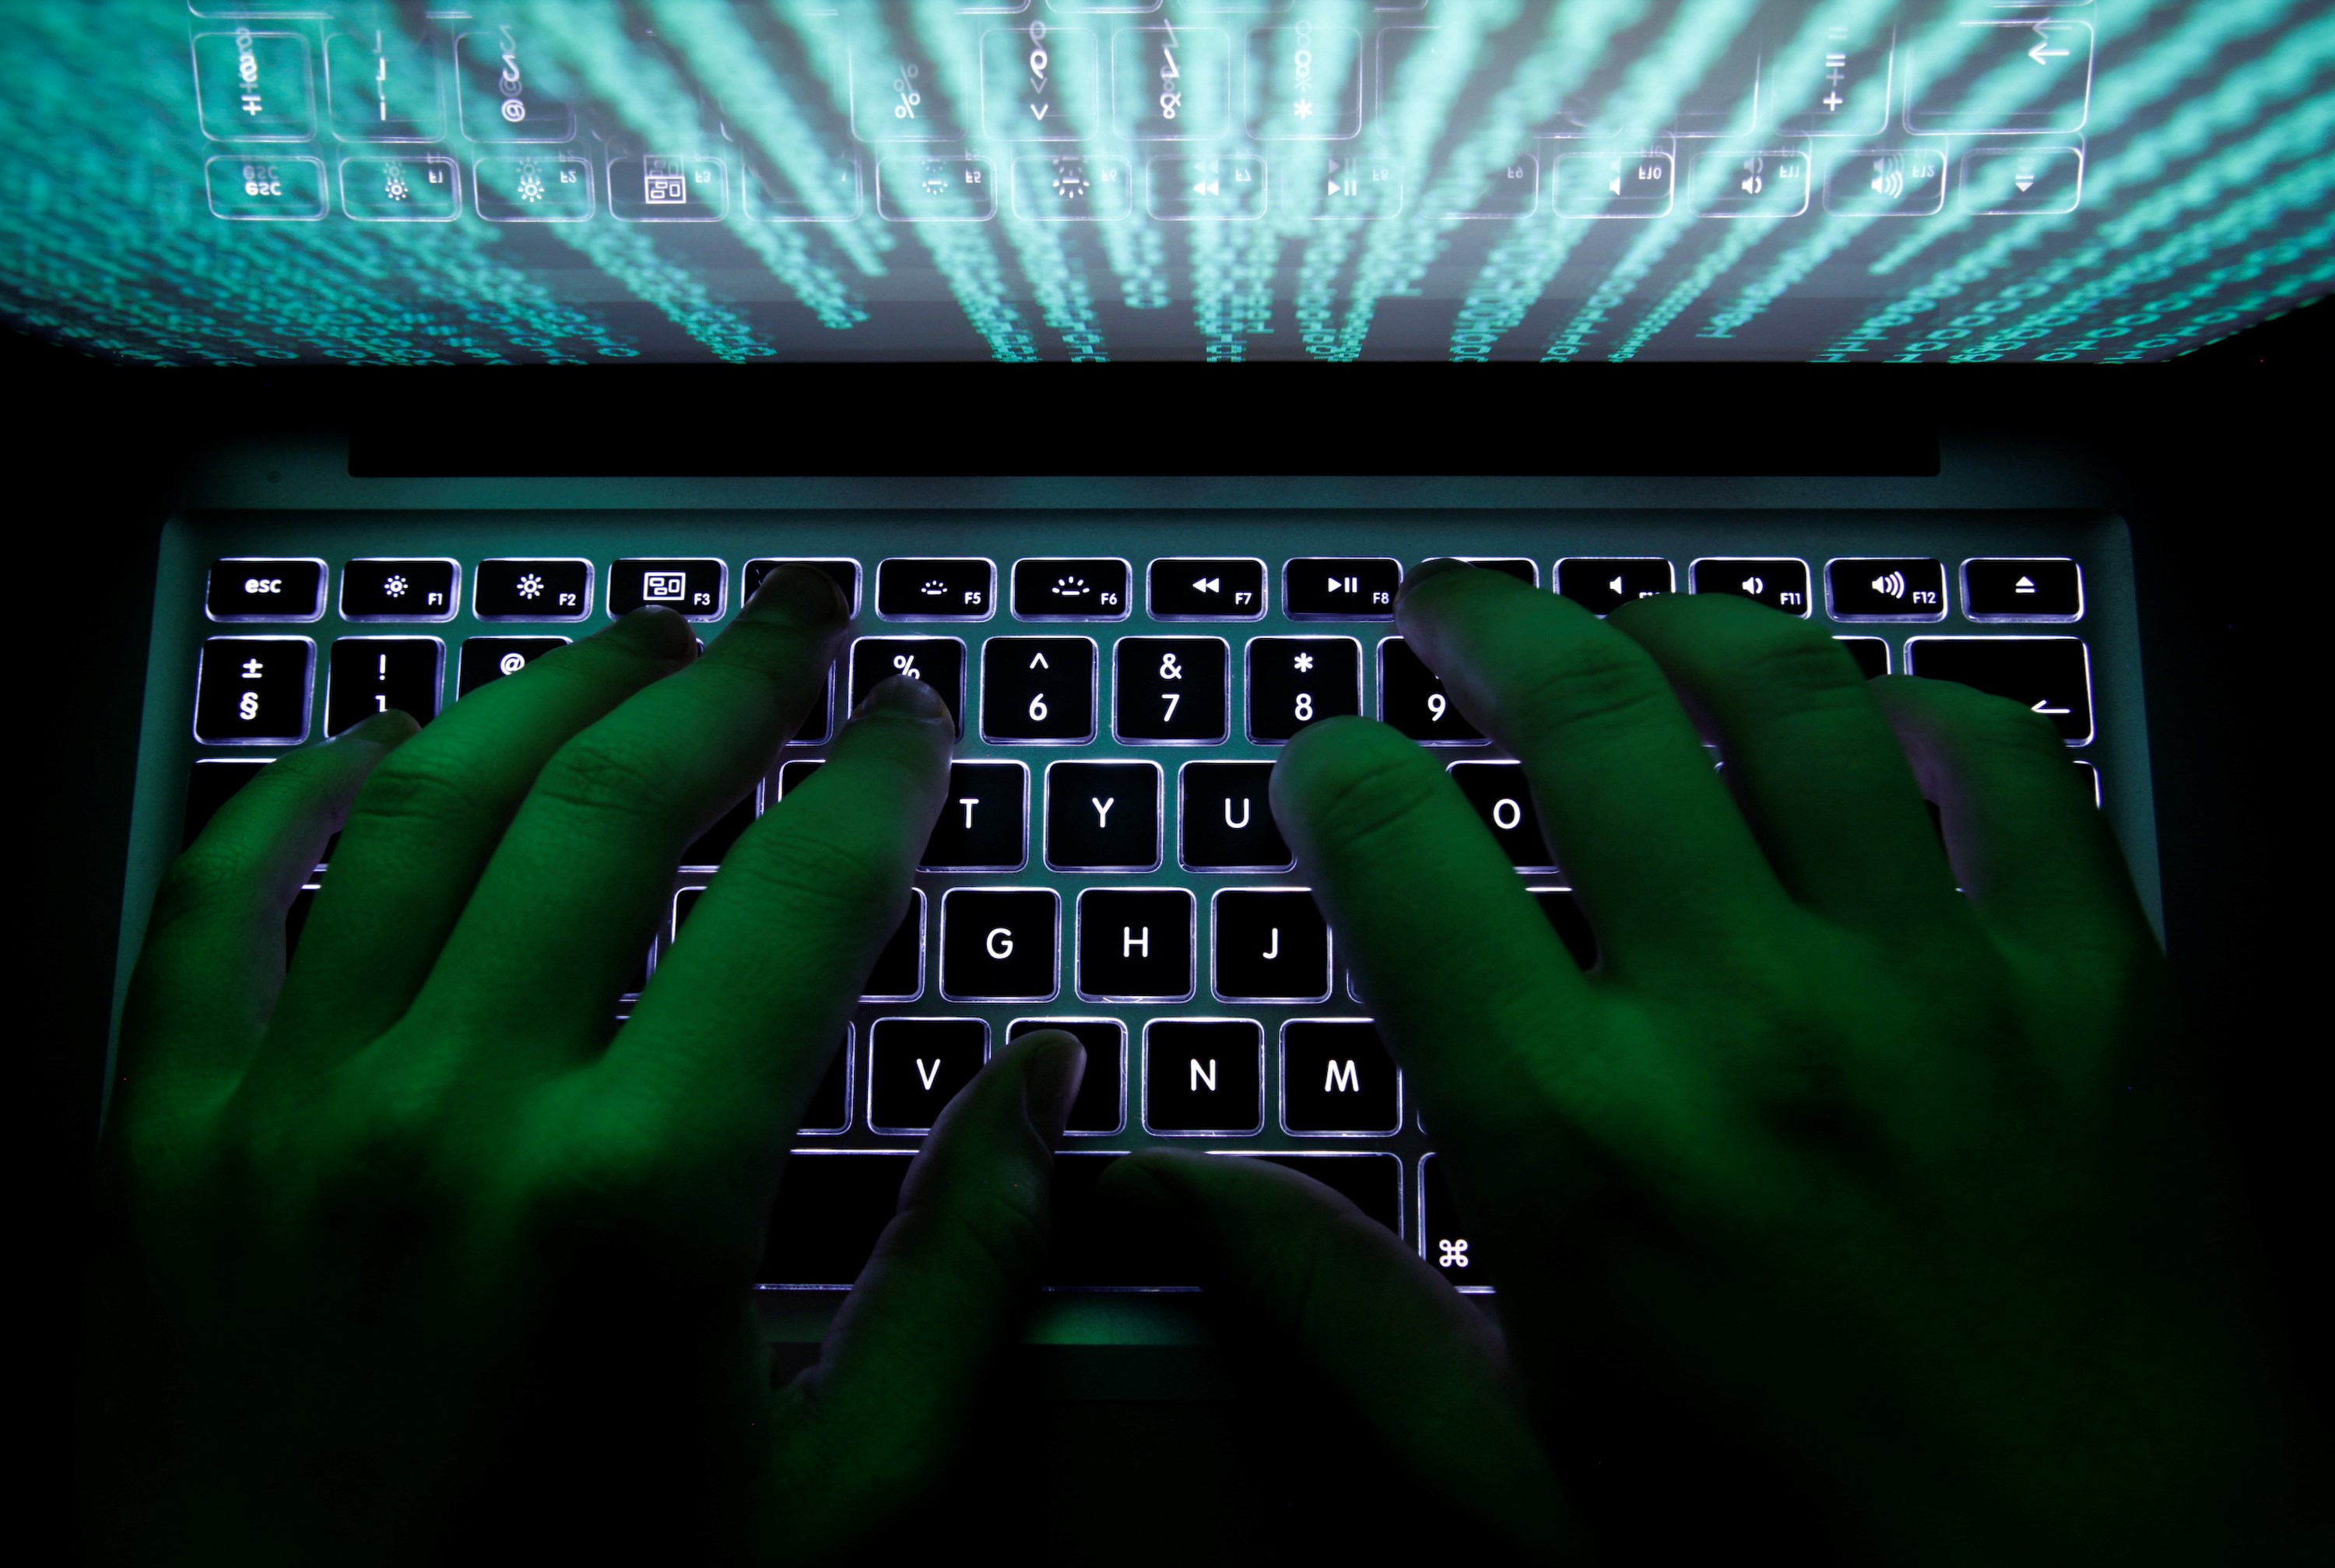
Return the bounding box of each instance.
[3,2,2326,365]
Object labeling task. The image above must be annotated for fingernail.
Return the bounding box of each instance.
[612,603,698,660]
[744,563,850,628]
[855,670,950,722]
[1399,558,1473,599]
[1020,1030,1088,1142]
[336,708,419,746]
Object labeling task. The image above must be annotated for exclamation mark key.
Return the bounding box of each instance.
[325,637,444,734]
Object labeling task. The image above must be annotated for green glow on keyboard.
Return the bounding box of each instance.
[0,2,2326,364]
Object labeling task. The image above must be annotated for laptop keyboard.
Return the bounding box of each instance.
[172,531,2109,1294]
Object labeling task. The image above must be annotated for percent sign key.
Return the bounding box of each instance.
[851,637,964,735]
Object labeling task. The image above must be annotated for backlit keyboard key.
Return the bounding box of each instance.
[1836,636,1891,679]
[1239,1152,1403,1233]
[1457,557,1540,586]
[1115,637,1229,744]
[1147,557,1266,620]
[745,558,860,616]
[981,636,1097,743]
[325,637,442,735]
[681,787,758,870]
[475,558,592,620]
[1247,636,1361,743]
[1143,1019,1264,1135]
[761,1150,911,1286]
[1379,636,1484,743]
[868,1016,988,1133]
[1045,761,1163,872]
[1905,637,2094,744]
[1211,888,1331,1003]
[876,557,995,619]
[920,761,1027,872]
[862,888,926,1002]
[1690,557,1811,616]
[849,637,965,736]
[1013,557,1131,619]
[1962,558,2083,622]
[940,889,1059,1002]
[1077,888,1196,1001]
[195,637,314,745]
[183,758,269,848]
[1827,557,1947,621]
[1178,761,1293,872]
[1529,886,1599,968]
[1280,1019,1400,1136]
[340,558,458,620]
[799,1030,851,1135]
[1007,1017,1127,1135]
[1284,556,1401,619]
[1557,557,1673,616]
[207,558,324,622]
[1449,760,1557,871]
[1420,1152,1491,1286]
[457,636,568,696]
[609,558,726,620]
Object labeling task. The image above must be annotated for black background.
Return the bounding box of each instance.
[19,307,2320,1556]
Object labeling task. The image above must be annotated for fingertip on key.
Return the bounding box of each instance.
[854,670,951,723]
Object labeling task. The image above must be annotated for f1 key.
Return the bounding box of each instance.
[1905,637,2093,744]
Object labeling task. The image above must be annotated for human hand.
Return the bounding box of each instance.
[81,568,1086,1564]
[1113,564,2316,1561]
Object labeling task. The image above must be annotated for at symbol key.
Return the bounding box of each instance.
[1904,637,2093,745]
[982,637,1097,743]
[458,637,567,696]
[325,637,443,734]
[1284,557,1401,619]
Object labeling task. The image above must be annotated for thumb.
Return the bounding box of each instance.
[1101,1149,1578,1560]
[766,1029,1085,1557]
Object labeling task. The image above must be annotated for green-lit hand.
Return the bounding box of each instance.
[1114,563,2316,1562]
[82,567,1084,1564]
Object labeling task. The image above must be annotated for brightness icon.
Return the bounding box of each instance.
[517,573,545,600]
